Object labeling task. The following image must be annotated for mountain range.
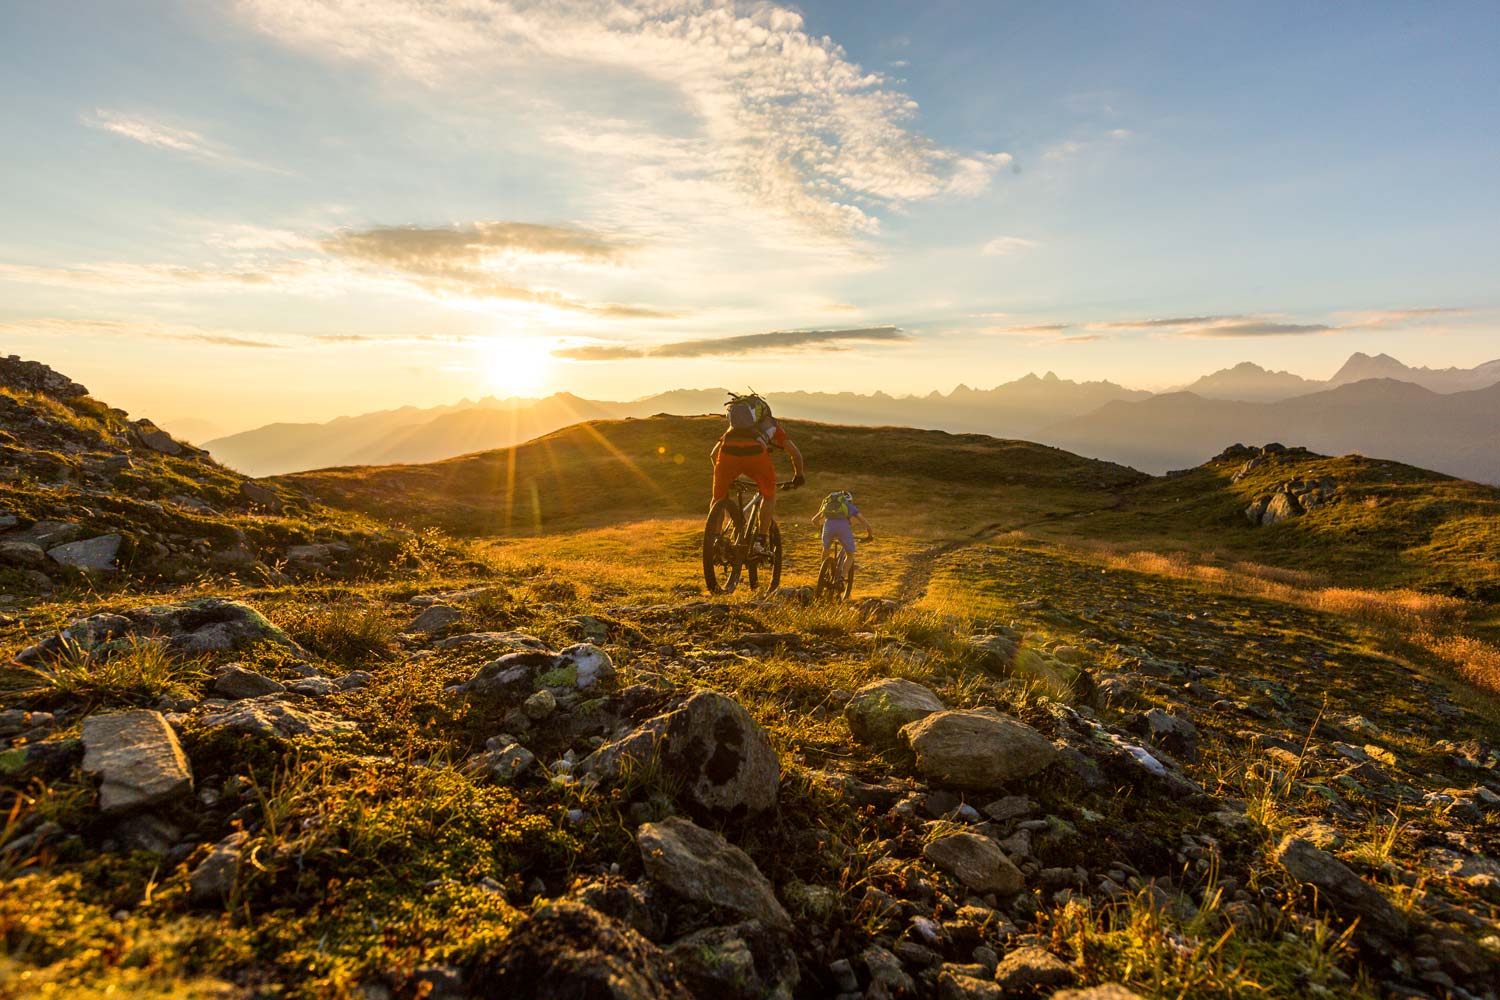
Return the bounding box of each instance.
[199,351,1500,483]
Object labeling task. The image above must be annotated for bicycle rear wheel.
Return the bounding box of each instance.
[842,550,855,600]
[746,521,782,591]
[703,498,744,594]
[815,544,842,601]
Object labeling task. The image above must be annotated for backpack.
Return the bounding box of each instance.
[722,392,777,452]
[819,491,853,520]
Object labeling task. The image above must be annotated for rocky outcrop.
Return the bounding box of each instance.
[46,533,123,572]
[900,709,1058,790]
[637,817,790,931]
[200,698,356,740]
[471,901,689,1000]
[845,678,945,749]
[16,598,303,665]
[0,355,88,398]
[585,690,779,817]
[81,711,193,815]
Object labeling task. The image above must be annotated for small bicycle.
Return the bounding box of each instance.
[703,478,795,595]
[815,532,871,602]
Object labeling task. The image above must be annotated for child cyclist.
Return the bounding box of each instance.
[812,489,873,574]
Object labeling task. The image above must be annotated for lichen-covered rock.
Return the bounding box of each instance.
[922,832,1024,895]
[0,355,89,398]
[200,697,356,740]
[81,711,193,815]
[1273,834,1408,938]
[46,533,123,572]
[212,664,285,700]
[637,817,790,930]
[16,598,302,665]
[845,678,945,749]
[900,709,1058,790]
[407,604,464,634]
[992,946,1075,992]
[189,831,248,906]
[667,921,799,1000]
[584,690,779,817]
[471,901,689,1000]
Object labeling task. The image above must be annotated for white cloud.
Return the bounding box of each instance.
[981,236,1038,256]
[81,109,286,172]
[233,0,1009,247]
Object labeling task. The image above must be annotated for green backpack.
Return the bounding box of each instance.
[819,491,853,520]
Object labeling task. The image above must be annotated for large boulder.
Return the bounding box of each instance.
[1273,835,1408,938]
[845,678,945,749]
[46,534,123,572]
[584,690,779,817]
[471,901,689,1000]
[201,698,356,740]
[81,711,193,815]
[900,709,1057,790]
[637,817,790,930]
[922,831,1024,895]
[992,947,1075,992]
[16,598,302,665]
[130,419,184,456]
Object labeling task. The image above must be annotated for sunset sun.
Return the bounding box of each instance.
[481,337,553,398]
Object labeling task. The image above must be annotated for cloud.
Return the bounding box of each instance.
[1175,321,1335,338]
[1098,315,1236,329]
[555,325,907,360]
[235,0,1011,245]
[0,317,284,349]
[990,323,1070,334]
[981,236,1039,257]
[82,109,285,172]
[1055,333,1105,343]
[324,222,624,267]
[1337,306,1472,329]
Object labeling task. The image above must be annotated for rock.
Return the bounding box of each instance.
[737,632,800,649]
[923,832,1024,895]
[861,946,915,996]
[0,355,89,398]
[667,921,799,1000]
[560,614,611,644]
[189,831,248,905]
[407,604,464,634]
[584,690,780,817]
[1052,987,1146,1000]
[0,540,47,568]
[200,697,356,740]
[1260,491,1301,525]
[981,796,1035,822]
[477,743,535,783]
[435,631,550,653]
[212,664,285,699]
[112,812,181,854]
[637,817,790,930]
[130,420,183,455]
[470,900,689,1000]
[542,644,616,690]
[16,598,302,665]
[290,676,338,696]
[9,520,83,548]
[1273,834,1408,938]
[938,967,1005,999]
[992,946,1075,992]
[523,689,557,720]
[567,877,663,941]
[81,711,193,815]
[455,651,560,698]
[856,596,901,622]
[900,709,1058,790]
[238,481,284,512]
[967,634,1019,670]
[845,678,945,749]
[1139,708,1198,756]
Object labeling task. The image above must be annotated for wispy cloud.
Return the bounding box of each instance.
[1174,321,1335,338]
[0,317,284,349]
[981,236,1039,256]
[235,0,1010,246]
[1099,315,1236,329]
[81,109,285,172]
[555,326,908,360]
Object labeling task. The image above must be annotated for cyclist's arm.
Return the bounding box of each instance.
[853,513,873,537]
[783,438,805,478]
[709,439,722,464]
[812,512,825,526]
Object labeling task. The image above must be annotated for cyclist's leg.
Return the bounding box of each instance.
[830,519,857,575]
[749,454,777,538]
[711,456,736,505]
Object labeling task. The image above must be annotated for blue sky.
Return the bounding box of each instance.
[1,0,1496,432]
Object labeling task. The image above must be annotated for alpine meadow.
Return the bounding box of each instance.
[3,4,1500,1000]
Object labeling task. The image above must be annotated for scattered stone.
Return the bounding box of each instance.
[407,604,464,634]
[862,945,916,996]
[200,698,356,741]
[476,743,535,784]
[212,664,285,699]
[0,355,89,398]
[923,832,1024,895]
[992,946,1075,992]
[111,812,181,854]
[585,690,780,817]
[523,689,557,720]
[737,632,800,649]
[981,796,1036,822]
[238,481,285,512]
[0,539,47,568]
[16,598,302,665]
[1052,987,1147,1000]
[1273,834,1408,938]
[435,631,550,653]
[81,711,193,815]
[667,921,799,1000]
[544,643,616,690]
[637,816,790,930]
[189,832,248,906]
[939,967,1005,999]
[901,709,1058,790]
[844,678,945,749]
[470,901,689,1000]
[130,420,184,455]
[45,533,123,572]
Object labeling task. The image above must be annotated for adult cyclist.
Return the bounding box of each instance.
[710,392,805,554]
[812,489,873,576]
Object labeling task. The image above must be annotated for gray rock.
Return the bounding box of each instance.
[523,689,556,720]
[0,356,89,398]
[189,831,249,905]
[540,643,616,690]
[1260,491,1301,525]
[112,812,181,853]
[667,921,798,1000]
[901,709,1058,790]
[1052,987,1147,1000]
[471,900,689,999]
[585,690,779,817]
[81,711,193,815]
[435,631,550,653]
[923,832,1024,895]
[212,664,285,699]
[0,540,47,568]
[845,678,945,749]
[1273,834,1408,938]
[938,967,1005,999]
[9,520,83,548]
[637,816,790,930]
[16,598,302,665]
[238,481,284,512]
[407,604,464,634]
[861,946,915,996]
[201,697,356,740]
[290,676,338,696]
[992,946,1074,992]
[131,420,183,455]
[478,743,536,783]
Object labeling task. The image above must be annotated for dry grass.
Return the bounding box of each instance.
[1417,631,1500,693]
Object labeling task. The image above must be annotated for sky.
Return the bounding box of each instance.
[2,0,1497,435]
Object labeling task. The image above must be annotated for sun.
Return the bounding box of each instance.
[481,337,553,398]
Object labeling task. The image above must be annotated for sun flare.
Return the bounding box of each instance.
[482,337,553,398]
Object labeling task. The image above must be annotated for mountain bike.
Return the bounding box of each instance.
[815,533,870,601]
[703,478,795,595]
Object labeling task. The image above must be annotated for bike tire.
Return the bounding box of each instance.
[815,547,840,601]
[703,498,745,594]
[766,522,783,592]
[843,559,855,600]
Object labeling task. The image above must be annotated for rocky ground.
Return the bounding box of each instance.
[2,359,1499,999]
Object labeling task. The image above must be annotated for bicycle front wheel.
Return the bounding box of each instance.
[703,498,744,594]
